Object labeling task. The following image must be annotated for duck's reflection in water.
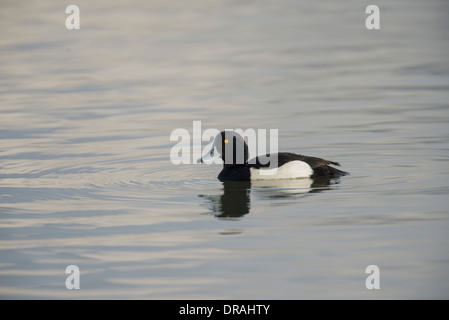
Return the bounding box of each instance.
[199,181,251,218]
[199,176,339,219]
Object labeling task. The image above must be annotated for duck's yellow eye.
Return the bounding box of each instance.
[224,139,229,144]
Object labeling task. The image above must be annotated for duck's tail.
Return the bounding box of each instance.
[312,162,349,177]
[327,165,349,176]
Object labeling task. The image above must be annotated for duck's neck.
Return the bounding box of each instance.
[223,162,247,169]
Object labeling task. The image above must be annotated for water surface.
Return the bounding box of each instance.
[1,0,449,299]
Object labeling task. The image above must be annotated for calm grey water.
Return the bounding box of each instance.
[1,0,449,299]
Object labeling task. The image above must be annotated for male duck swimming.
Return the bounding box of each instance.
[198,131,348,181]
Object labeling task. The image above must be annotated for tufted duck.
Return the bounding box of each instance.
[198,131,348,181]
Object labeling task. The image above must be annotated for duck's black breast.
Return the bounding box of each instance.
[218,165,251,181]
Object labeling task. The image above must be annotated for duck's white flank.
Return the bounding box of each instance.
[250,160,313,180]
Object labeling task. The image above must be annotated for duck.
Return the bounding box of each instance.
[198,131,348,181]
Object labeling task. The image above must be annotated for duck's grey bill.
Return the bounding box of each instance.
[198,140,220,164]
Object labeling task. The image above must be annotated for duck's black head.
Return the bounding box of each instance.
[199,131,249,166]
